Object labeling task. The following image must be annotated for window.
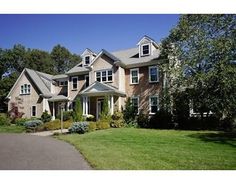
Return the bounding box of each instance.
[149,96,159,114]
[85,75,89,88]
[95,70,113,82]
[141,44,150,56]
[149,66,159,83]
[130,68,139,84]
[72,77,78,90]
[85,56,90,65]
[31,106,36,117]
[20,84,31,95]
[59,81,68,86]
[131,97,139,114]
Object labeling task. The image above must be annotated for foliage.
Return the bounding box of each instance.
[162,14,236,129]
[0,125,25,133]
[73,98,84,122]
[149,110,173,129]
[136,111,149,128]
[122,97,137,126]
[68,122,89,134]
[41,110,52,123]
[57,111,73,121]
[100,96,111,121]
[39,119,72,131]
[14,117,32,126]
[88,122,97,131]
[96,121,110,130]
[51,44,81,74]
[8,102,24,123]
[24,119,43,132]
[0,113,11,126]
[110,111,124,128]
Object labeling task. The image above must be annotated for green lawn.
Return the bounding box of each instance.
[58,128,236,169]
[0,125,25,133]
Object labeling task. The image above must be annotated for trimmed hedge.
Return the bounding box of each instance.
[38,119,73,131]
[69,122,89,134]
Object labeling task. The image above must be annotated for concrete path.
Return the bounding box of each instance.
[0,134,92,170]
[30,129,69,136]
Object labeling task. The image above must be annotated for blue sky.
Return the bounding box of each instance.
[0,14,179,54]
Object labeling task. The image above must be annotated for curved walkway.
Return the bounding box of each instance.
[0,134,91,170]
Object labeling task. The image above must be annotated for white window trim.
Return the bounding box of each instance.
[20,84,31,95]
[130,68,139,85]
[131,96,139,114]
[72,76,78,90]
[31,105,37,117]
[95,69,113,83]
[149,95,159,115]
[141,43,151,56]
[84,55,90,66]
[149,66,159,83]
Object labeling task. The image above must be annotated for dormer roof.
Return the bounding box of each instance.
[137,35,159,48]
[81,48,97,57]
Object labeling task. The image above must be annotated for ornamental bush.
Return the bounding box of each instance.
[41,111,52,123]
[0,113,11,126]
[68,122,89,134]
[24,119,43,132]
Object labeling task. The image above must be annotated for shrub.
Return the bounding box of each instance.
[122,98,137,126]
[8,102,24,123]
[24,119,43,132]
[111,111,123,120]
[15,118,31,126]
[41,111,52,123]
[86,114,95,121]
[57,111,73,121]
[88,122,97,131]
[73,98,84,121]
[137,111,149,128]
[68,122,89,134]
[0,113,11,126]
[110,120,124,128]
[39,119,72,131]
[96,121,110,130]
[149,110,173,129]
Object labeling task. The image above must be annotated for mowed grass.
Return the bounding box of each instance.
[58,128,236,170]
[0,125,25,133]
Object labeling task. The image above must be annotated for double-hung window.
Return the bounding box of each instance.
[95,70,113,82]
[131,97,139,114]
[85,56,90,65]
[141,44,150,56]
[149,96,159,114]
[31,106,36,117]
[149,66,159,83]
[130,68,139,84]
[20,84,31,95]
[72,77,78,90]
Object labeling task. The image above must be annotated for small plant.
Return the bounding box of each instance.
[41,110,52,123]
[39,119,72,131]
[69,122,89,134]
[110,111,124,128]
[15,118,31,126]
[86,114,95,121]
[8,102,24,123]
[88,122,97,131]
[96,121,110,130]
[0,113,11,126]
[24,119,43,132]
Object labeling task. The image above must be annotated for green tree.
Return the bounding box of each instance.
[100,96,110,121]
[122,97,137,125]
[73,97,84,122]
[51,44,81,74]
[162,14,236,123]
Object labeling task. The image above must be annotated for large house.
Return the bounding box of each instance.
[6,35,164,120]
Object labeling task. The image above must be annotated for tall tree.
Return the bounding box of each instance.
[51,44,81,74]
[162,14,236,122]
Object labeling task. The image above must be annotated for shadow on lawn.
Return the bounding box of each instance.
[188,132,236,148]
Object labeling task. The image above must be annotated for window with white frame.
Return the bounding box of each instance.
[130,68,139,84]
[20,84,31,95]
[149,96,159,114]
[31,106,36,117]
[72,77,78,90]
[59,81,68,86]
[131,97,139,114]
[141,44,150,56]
[95,70,113,82]
[85,75,89,88]
[149,66,159,83]
[84,56,90,65]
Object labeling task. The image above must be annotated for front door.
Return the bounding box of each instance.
[96,99,104,120]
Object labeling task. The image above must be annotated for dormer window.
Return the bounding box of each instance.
[141,44,150,56]
[84,56,90,65]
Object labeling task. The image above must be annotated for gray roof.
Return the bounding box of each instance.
[112,47,161,68]
[48,95,69,102]
[80,81,126,97]
[25,68,53,97]
[66,63,90,75]
[52,74,68,80]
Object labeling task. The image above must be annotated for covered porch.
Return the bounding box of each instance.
[80,81,126,120]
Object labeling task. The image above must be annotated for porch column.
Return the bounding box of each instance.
[52,101,55,120]
[83,97,85,115]
[110,95,114,115]
[85,97,88,115]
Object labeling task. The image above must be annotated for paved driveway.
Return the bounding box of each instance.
[0,134,91,170]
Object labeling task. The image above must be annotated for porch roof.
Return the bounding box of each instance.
[79,81,126,97]
[48,95,69,102]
